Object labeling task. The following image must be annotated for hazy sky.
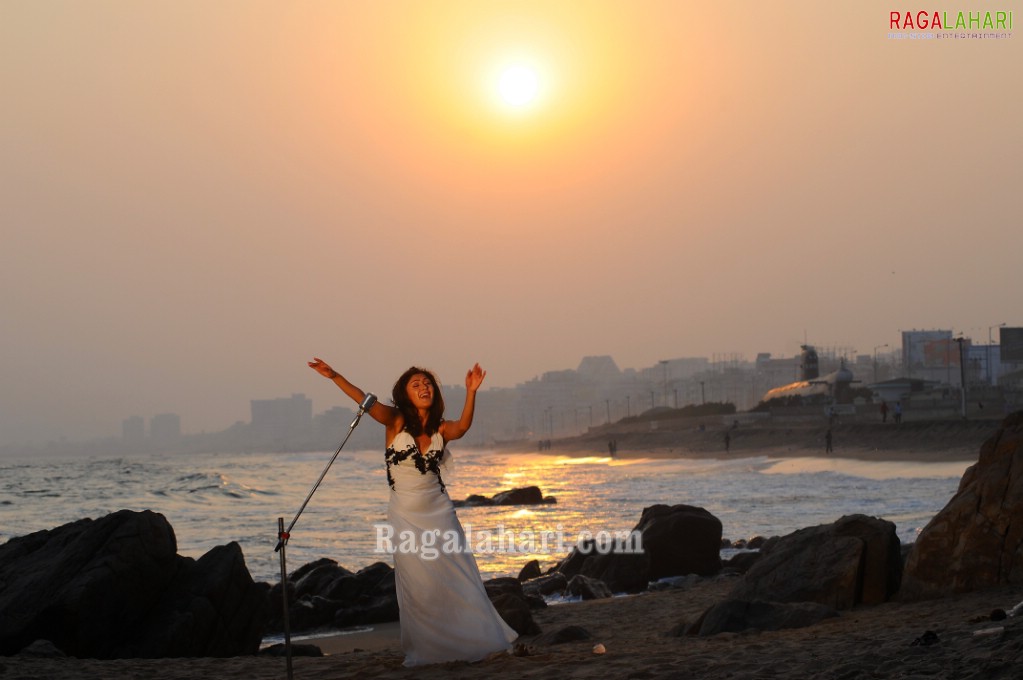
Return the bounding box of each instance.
[2,1,1020,446]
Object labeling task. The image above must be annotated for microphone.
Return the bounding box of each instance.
[350,392,377,428]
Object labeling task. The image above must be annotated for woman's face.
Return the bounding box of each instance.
[405,373,434,410]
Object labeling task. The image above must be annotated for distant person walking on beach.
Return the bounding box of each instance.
[894,402,903,424]
[724,431,731,453]
[880,400,889,423]
[825,428,833,454]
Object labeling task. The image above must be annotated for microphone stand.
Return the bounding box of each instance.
[275,394,376,680]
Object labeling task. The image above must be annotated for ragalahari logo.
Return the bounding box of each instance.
[889,10,1013,39]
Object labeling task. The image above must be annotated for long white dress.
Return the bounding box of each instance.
[385,430,518,666]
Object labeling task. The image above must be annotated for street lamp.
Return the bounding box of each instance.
[659,360,669,408]
[954,337,967,419]
[873,344,889,383]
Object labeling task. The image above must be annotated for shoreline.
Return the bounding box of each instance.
[505,417,997,464]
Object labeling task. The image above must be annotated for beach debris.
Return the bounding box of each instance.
[972,627,1004,638]
[910,630,939,646]
[592,643,607,655]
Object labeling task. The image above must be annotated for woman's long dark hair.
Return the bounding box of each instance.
[392,366,445,437]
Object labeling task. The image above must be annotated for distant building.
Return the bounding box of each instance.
[251,394,312,449]
[122,415,145,441]
[150,413,181,440]
[901,329,964,386]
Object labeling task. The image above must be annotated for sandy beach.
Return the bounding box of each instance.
[6,576,1022,679]
[5,418,1018,679]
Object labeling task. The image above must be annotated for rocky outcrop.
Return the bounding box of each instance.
[0,510,267,658]
[729,514,901,610]
[634,504,723,579]
[452,486,557,507]
[555,537,651,594]
[567,574,611,600]
[482,577,542,635]
[266,560,398,633]
[549,503,723,595]
[900,412,1023,600]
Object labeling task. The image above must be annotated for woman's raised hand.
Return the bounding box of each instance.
[465,363,486,392]
[308,357,338,379]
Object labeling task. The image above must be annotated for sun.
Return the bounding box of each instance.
[497,65,540,108]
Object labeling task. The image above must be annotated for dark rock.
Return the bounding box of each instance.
[490,593,540,636]
[0,510,267,658]
[567,574,612,600]
[694,599,839,636]
[722,551,762,574]
[292,559,353,599]
[729,514,902,610]
[578,548,650,594]
[900,412,1023,600]
[521,572,568,598]
[452,494,494,508]
[633,504,723,579]
[454,486,556,507]
[259,642,324,657]
[332,594,400,628]
[747,536,768,550]
[15,640,66,658]
[267,561,397,633]
[517,559,542,581]
[555,531,650,594]
[533,625,592,645]
[492,486,544,505]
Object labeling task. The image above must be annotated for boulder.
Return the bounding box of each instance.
[633,504,723,579]
[692,599,839,636]
[266,560,397,633]
[517,559,542,581]
[453,486,556,507]
[577,548,650,594]
[521,572,569,598]
[532,625,592,645]
[489,593,540,636]
[567,574,611,600]
[0,510,267,658]
[554,537,650,594]
[900,412,1023,600]
[729,515,901,610]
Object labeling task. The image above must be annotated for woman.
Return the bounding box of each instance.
[308,357,518,666]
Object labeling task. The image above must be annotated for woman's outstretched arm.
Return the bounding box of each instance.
[441,363,486,442]
[308,357,399,427]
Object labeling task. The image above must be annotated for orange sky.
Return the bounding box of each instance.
[1,1,1020,445]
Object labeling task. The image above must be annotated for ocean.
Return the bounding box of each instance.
[0,447,971,585]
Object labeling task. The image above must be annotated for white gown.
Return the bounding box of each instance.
[385,430,518,666]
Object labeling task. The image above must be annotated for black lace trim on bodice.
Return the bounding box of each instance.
[385,435,446,494]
